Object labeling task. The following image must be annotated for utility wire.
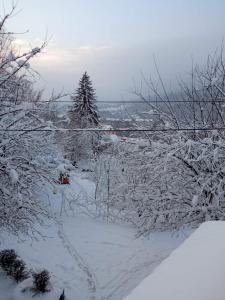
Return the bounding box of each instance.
[1,127,225,132]
[1,99,225,104]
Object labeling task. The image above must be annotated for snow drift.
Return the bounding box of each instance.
[124,221,225,300]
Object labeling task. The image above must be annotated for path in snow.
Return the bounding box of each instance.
[57,221,100,300]
[62,217,189,300]
[0,216,189,300]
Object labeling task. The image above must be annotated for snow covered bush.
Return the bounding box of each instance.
[129,132,225,234]
[131,49,225,233]
[0,249,17,271]
[32,270,50,293]
[93,132,225,234]
[0,7,60,234]
[90,140,158,223]
[92,48,225,234]
[90,145,125,220]
[65,130,99,162]
[8,259,29,282]
[0,249,28,282]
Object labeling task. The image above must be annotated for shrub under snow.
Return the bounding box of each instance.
[32,270,51,293]
[0,249,28,282]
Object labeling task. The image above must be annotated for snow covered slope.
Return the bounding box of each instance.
[0,172,189,300]
[0,217,188,300]
[124,221,225,300]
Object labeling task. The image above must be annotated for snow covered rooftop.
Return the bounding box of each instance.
[124,221,225,300]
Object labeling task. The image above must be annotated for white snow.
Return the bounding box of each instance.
[0,172,189,300]
[192,195,198,207]
[6,51,16,62]
[57,163,66,173]
[0,217,187,300]
[31,47,41,55]
[9,169,19,184]
[17,59,26,67]
[124,221,225,300]
[110,134,119,142]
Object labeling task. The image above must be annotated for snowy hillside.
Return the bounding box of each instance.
[1,3,225,300]
[0,172,189,300]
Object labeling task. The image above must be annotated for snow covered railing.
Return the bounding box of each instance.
[124,221,225,300]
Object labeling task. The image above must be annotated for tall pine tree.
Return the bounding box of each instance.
[66,72,100,162]
[71,72,99,127]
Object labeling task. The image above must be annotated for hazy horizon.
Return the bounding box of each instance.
[3,0,225,100]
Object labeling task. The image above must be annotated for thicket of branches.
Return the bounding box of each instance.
[0,6,60,234]
[90,48,225,234]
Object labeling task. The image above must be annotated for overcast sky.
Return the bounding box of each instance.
[3,0,225,100]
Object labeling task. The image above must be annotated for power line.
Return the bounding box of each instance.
[1,127,225,133]
[1,99,225,104]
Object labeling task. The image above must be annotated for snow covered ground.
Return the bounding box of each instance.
[0,172,190,300]
[124,221,225,300]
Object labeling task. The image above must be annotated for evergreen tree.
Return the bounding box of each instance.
[71,72,99,126]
